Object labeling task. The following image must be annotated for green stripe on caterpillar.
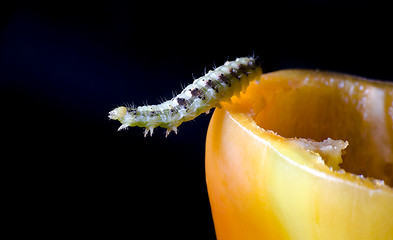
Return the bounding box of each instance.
[108,57,262,137]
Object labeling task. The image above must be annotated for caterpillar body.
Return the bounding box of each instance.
[109,57,262,137]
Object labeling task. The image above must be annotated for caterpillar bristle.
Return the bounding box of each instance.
[171,90,178,99]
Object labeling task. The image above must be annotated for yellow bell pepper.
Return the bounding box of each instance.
[206,70,393,240]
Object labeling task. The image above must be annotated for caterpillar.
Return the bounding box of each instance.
[109,57,262,137]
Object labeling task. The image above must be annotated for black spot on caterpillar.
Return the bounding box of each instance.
[109,57,262,137]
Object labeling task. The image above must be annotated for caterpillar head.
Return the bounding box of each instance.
[109,106,139,131]
[108,106,127,120]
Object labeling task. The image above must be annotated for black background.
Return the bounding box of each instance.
[1,1,392,238]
